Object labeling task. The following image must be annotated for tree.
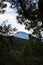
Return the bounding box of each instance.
[38,0,43,28]
[0,2,7,13]
[0,20,17,36]
[17,0,42,38]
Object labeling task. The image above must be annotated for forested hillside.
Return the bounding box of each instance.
[0,35,43,65]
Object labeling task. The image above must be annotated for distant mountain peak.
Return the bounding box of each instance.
[13,31,29,40]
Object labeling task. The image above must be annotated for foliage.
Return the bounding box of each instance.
[0,20,17,35]
[0,36,43,65]
[0,2,7,13]
[17,0,43,38]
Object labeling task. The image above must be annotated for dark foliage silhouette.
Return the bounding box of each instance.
[38,0,43,28]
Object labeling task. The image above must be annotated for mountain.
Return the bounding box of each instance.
[13,31,43,42]
[41,38,43,42]
[13,31,29,40]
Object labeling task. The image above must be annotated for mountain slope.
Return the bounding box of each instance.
[13,31,29,40]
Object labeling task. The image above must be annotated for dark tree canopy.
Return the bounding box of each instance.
[18,0,43,28]
[17,0,43,38]
[18,0,31,18]
[38,0,43,27]
[38,0,43,12]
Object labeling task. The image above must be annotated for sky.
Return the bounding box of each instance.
[0,1,33,35]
